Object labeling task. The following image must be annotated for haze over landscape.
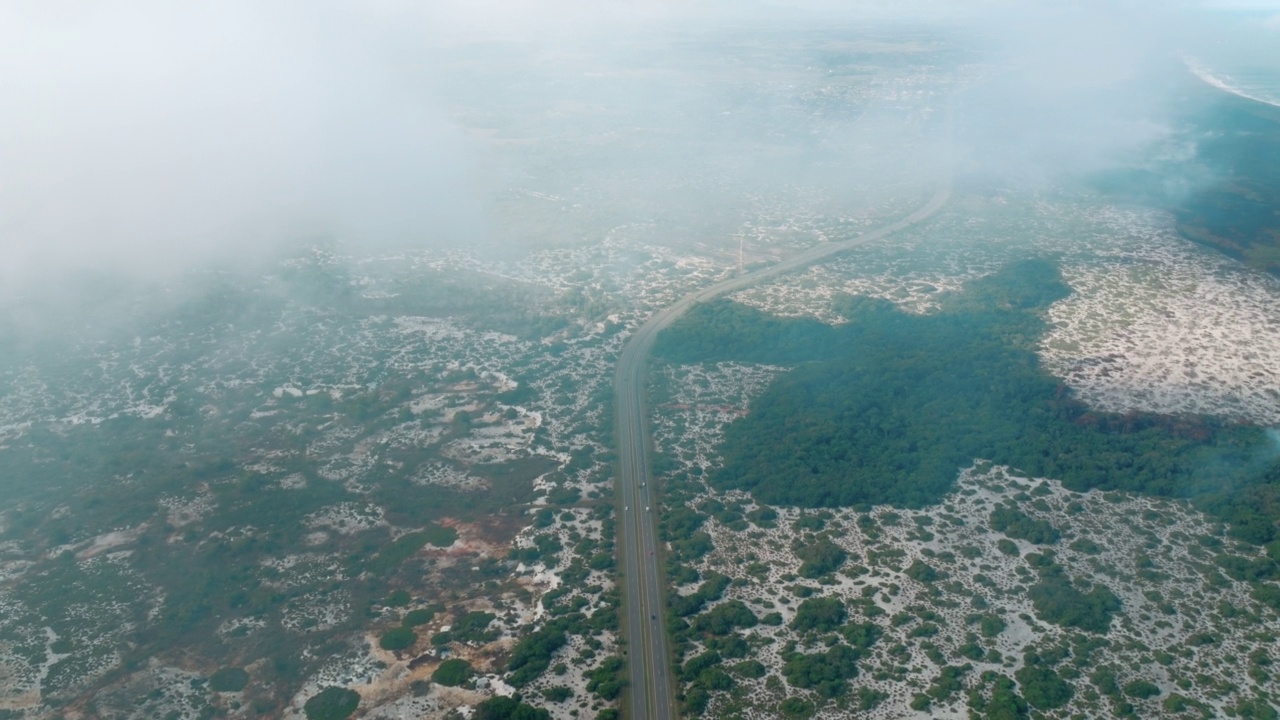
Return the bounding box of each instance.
[3,2,1280,719]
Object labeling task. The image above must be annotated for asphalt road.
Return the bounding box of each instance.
[612,180,952,720]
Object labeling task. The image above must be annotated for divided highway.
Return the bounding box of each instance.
[613,180,952,720]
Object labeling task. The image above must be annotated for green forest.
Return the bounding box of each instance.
[655,259,1280,545]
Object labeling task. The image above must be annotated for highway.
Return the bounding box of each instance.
[612,177,953,720]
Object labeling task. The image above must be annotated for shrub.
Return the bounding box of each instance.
[208,667,248,692]
[841,621,882,650]
[507,622,569,686]
[782,644,859,698]
[904,559,940,583]
[379,627,417,651]
[796,539,847,578]
[1123,679,1161,700]
[979,614,1006,638]
[1016,664,1074,709]
[1029,578,1121,634]
[585,657,627,700]
[304,687,360,720]
[692,600,758,635]
[779,696,815,719]
[403,608,435,627]
[433,659,473,687]
[542,686,573,702]
[990,506,1061,546]
[790,597,846,633]
[451,611,498,643]
[473,696,551,720]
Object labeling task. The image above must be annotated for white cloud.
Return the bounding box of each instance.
[0,2,484,294]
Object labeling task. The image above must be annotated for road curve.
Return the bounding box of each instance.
[613,179,952,720]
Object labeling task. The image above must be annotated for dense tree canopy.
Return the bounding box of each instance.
[655,259,1279,541]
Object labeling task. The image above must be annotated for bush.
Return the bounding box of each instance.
[790,597,846,633]
[1123,679,1161,700]
[208,667,249,692]
[681,650,722,682]
[782,644,859,698]
[990,507,1061,545]
[433,659,473,687]
[1029,577,1121,634]
[1016,664,1074,709]
[977,676,1027,720]
[691,600,758,635]
[542,686,573,702]
[904,559,940,583]
[379,626,417,651]
[585,657,627,700]
[842,621,882,650]
[979,614,1007,638]
[403,608,435,627]
[779,696,815,719]
[748,506,778,527]
[669,573,731,617]
[473,696,551,720]
[384,590,412,607]
[304,687,360,720]
[451,611,498,643]
[796,539,847,578]
[711,632,747,655]
[507,622,569,686]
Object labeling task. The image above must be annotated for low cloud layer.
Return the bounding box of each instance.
[1,0,1277,321]
[0,2,485,296]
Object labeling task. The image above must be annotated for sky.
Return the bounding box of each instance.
[1,0,1277,324]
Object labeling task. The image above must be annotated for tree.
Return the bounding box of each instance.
[654,259,1275,546]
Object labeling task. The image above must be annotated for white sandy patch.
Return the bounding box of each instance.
[1041,211,1280,424]
[305,502,386,536]
[158,493,215,527]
